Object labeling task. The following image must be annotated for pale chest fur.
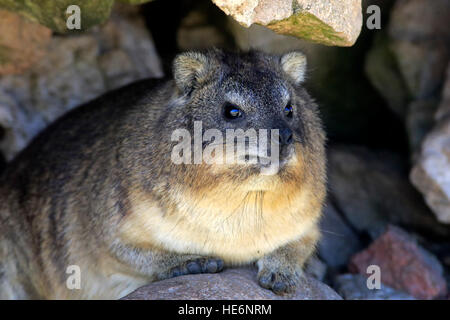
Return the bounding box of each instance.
[119,182,321,264]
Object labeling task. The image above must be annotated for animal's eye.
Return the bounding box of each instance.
[224,104,243,120]
[284,103,293,118]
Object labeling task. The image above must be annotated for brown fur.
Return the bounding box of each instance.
[0,49,326,299]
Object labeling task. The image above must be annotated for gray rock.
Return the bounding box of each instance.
[410,60,450,225]
[318,202,363,269]
[122,268,342,300]
[328,145,450,237]
[389,0,450,42]
[0,8,163,161]
[390,41,448,102]
[212,0,363,46]
[228,17,305,53]
[388,0,450,100]
[334,274,415,300]
[384,0,450,223]
[372,0,450,156]
[411,119,450,224]
[406,99,439,156]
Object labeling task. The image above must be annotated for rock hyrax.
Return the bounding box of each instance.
[0,49,326,299]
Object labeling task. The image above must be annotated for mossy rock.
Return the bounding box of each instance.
[0,0,153,33]
[268,12,351,47]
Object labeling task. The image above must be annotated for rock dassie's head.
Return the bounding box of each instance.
[168,49,326,191]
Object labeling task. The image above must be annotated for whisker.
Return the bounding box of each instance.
[319,228,345,237]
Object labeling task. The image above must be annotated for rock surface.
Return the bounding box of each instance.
[411,119,450,224]
[0,0,115,32]
[0,10,52,76]
[349,225,447,299]
[365,0,450,155]
[388,0,450,224]
[388,0,450,100]
[410,64,450,224]
[328,145,450,238]
[0,0,154,33]
[122,268,342,300]
[335,274,415,300]
[387,0,450,154]
[406,99,440,156]
[212,0,362,46]
[0,8,163,161]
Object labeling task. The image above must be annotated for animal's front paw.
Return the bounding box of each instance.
[169,257,224,278]
[256,260,303,295]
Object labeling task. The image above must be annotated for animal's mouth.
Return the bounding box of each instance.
[236,146,295,175]
[197,142,296,177]
[237,153,277,166]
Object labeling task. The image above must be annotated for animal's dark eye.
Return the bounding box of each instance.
[224,104,243,120]
[284,103,293,118]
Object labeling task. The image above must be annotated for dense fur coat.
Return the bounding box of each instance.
[0,49,326,299]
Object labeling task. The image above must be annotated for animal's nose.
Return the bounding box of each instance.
[279,128,293,145]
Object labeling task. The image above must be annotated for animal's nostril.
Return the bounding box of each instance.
[280,128,293,145]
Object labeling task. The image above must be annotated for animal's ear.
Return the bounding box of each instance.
[280,52,307,85]
[173,52,211,94]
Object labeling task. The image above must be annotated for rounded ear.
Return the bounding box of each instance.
[173,52,210,94]
[280,52,307,85]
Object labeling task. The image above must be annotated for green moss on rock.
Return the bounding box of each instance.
[267,12,350,47]
[0,0,114,32]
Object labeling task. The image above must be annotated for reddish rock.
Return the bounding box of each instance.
[349,225,447,299]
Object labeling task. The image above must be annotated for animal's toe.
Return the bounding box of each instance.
[186,261,202,274]
[169,257,225,278]
[202,258,224,273]
[257,269,300,295]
